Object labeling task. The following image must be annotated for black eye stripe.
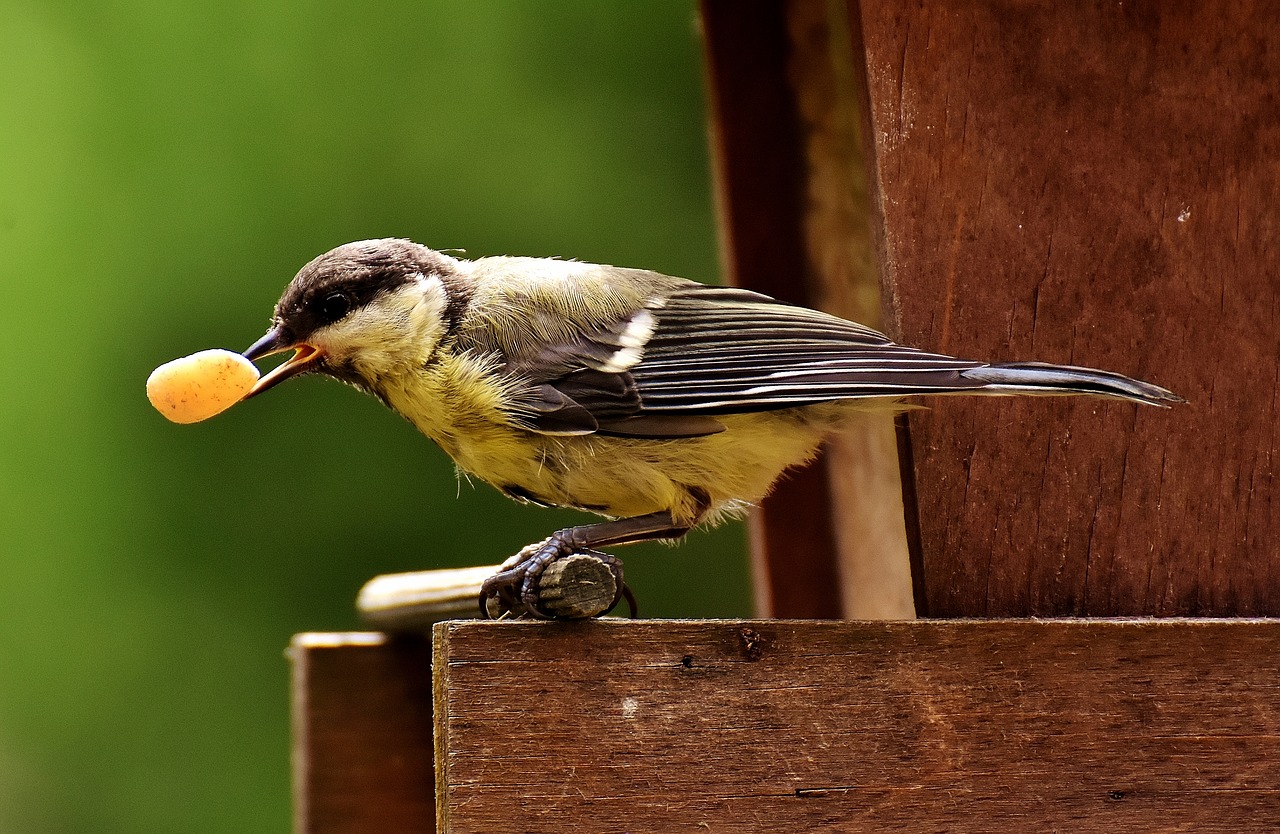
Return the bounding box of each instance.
[276,246,449,341]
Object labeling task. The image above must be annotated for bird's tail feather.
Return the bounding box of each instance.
[961,361,1184,407]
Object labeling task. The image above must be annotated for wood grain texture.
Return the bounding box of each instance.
[852,1,1280,615]
[701,0,843,618]
[434,619,1280,834]
[291,633,434,834]
[784,0,916,619]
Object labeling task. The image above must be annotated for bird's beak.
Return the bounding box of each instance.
[242,328,324,399]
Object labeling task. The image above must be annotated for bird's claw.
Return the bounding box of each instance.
[478,536,636,620]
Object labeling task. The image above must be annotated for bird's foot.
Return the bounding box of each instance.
[478,537,636,620]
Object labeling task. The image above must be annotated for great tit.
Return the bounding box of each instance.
[243,238,1181,617]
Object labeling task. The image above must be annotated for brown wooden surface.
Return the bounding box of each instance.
[701,0,844,619]
[434,618,1280,834]
[291,633,434,834]
[783,0,917,619]
[852,1,1280,615]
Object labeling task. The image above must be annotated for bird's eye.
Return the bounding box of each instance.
[317,292,352,324]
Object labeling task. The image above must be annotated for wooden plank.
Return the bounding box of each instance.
[851,1,1280,615]
[700,0,844,619]
[291,633,434,834]
[701,0,918,618]
[433,619,1280,834]
[782,0,916,619]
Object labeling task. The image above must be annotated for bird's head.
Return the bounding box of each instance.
[243,239,467,396]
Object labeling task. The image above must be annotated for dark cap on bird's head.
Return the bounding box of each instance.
[242,239,466,396]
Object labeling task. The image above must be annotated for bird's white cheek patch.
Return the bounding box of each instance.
[404,274,450,356]
[314,274,450,371]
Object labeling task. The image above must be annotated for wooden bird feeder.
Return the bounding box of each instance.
[291,3,1280,831]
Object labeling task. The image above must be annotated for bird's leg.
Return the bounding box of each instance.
[479,511,688,619]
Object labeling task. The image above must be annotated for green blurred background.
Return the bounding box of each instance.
[0,1,752,830]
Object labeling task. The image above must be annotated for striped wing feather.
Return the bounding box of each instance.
[515,284,992,437]
[630,287,989,413]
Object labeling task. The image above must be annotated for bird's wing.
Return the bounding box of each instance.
[629,286,987,412]
[506,284,988,439]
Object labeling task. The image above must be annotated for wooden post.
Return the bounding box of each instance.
[290,633,434,834]
[707,0,1280,617]
[701,0,847,619]
[702,0,918,620]
[849,0,1280,616]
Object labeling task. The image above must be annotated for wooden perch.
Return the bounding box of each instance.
[356,554,622,630]
[357,565,496,628]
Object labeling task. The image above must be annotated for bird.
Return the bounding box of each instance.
[242,238,1182,618]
